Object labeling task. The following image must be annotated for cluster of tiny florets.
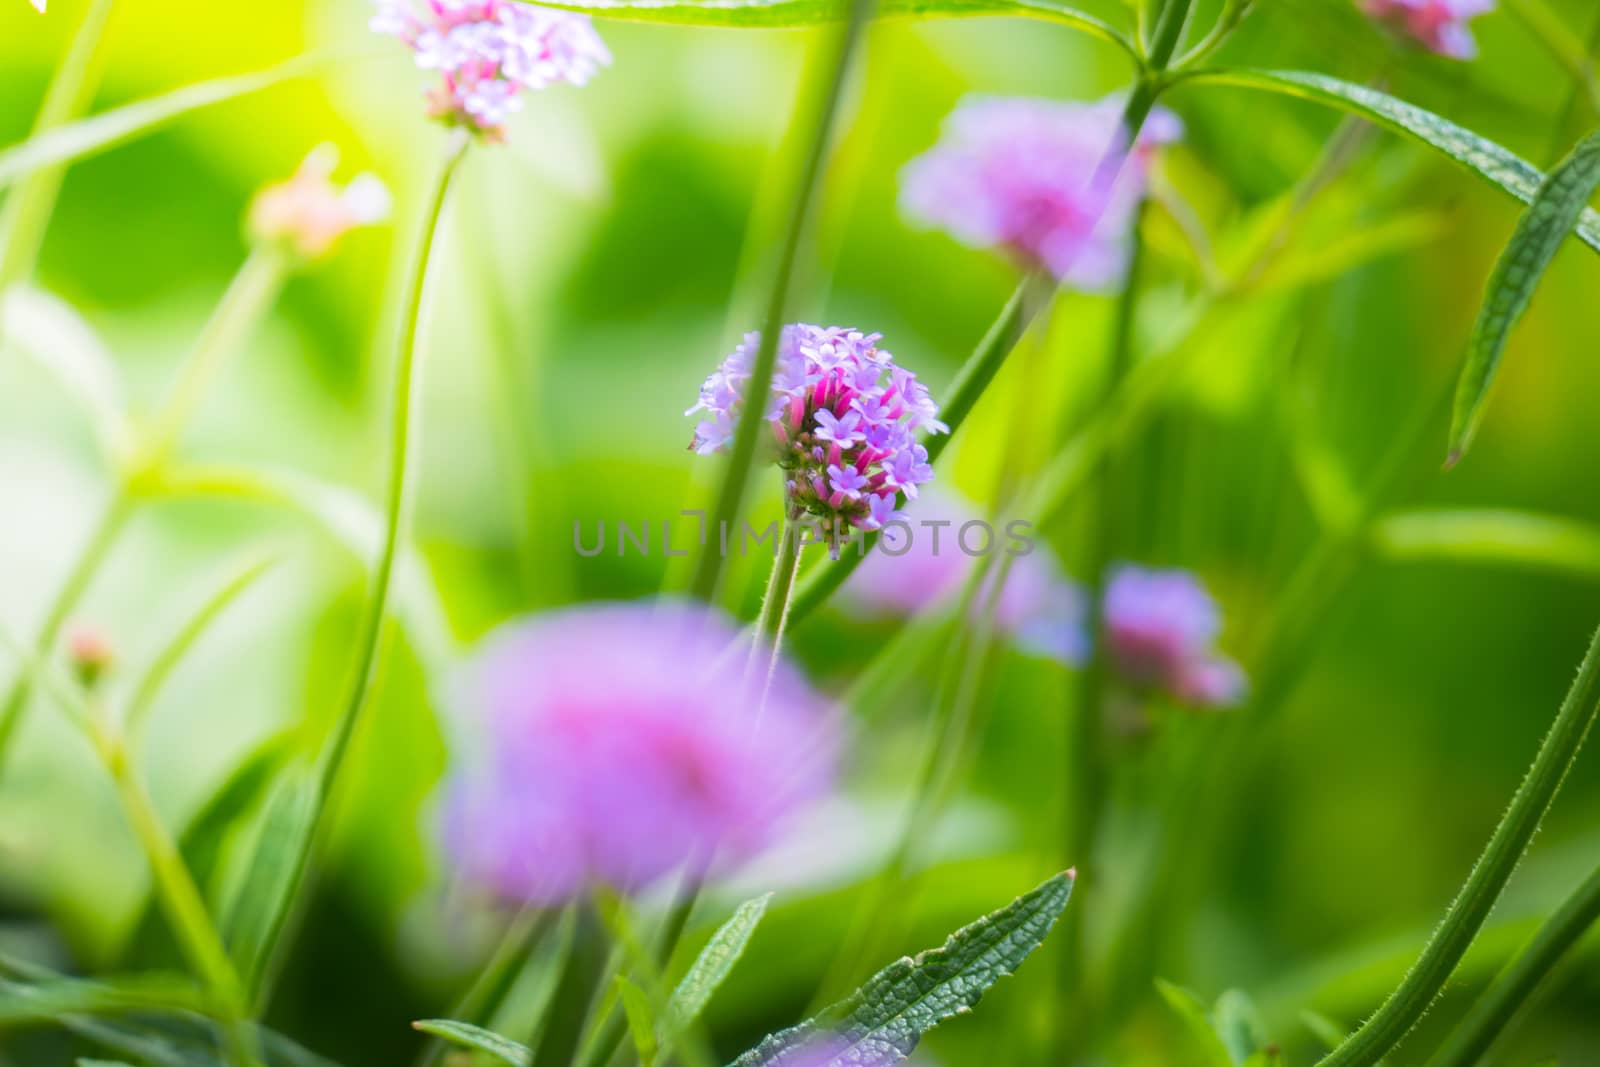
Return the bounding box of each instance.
[371,0,609,137]
[689,325,947,547]
[1359,0,1494,59]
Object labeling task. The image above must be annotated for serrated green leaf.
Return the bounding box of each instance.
[1447,129,1600,462]
[1154,980,1234,1067]
[0,973,209,1027]
[537,0,1134,57]
[1175,70,1600,258]
[1373,509,1600,581]
[0,284,130,458]
[413,1019,533,1066]
[220,766,318,1003]
[0,52,354,192]
[727,871,1073,1067]
[617,977,661,1067]
[666,894,772,1034]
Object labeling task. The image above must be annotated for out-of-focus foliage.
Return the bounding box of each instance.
[2,1,1600,1065]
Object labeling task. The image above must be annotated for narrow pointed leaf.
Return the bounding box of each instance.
[0,52,354,191]
[1154,980,1234,1067]
[412,1020,533,1066]
[1447,130,1600,463]
[1212,989,1270,1065]
[538,0,1133,57]
[667,894,772,1033]
[0,974,209,1027]
[1373,509,1600,581]
[220,766,319,1002]
[1174,70,1600,256]
[727,871,1073,1067]
[616,977,661,1067]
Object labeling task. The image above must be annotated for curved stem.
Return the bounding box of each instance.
[312,132,467,802]
[1316,623,1600,1067]
[1428,860,1600,1067]
[686,0,874,603]
[0,0,117,289]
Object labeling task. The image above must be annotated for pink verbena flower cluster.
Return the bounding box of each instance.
[1360,0,1494,59]
[370,0,609,138]
[900,93,1182,288]
[249,146,391,260]
[442,602,837,905]
[1104,565,1247,709]
[688,325,948,546]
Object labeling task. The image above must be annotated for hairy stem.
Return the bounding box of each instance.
[686,0,874,603]
[1428,859,1600,1067]
[1316,624,1600,1067]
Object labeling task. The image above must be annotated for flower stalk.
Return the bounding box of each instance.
[686,0,874,603]
[1317,622,1600,1067]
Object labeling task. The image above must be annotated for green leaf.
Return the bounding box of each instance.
[220,766,319,1003]
[412,1019,533,1066]
[727,871,1074,1067]
[0,284,130,458]
[616,977,661,1067]
[1373,509,1600,581]
[1174,70,1600,258]
[1212,989,1269,1065]
[537,0,1134,57]
[1154,980,1234,1067]
[0,973,209,1027]
[666,894,772,1034]
[0,52,355,192]
[1447,129,1600,463]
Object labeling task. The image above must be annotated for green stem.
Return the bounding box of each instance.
[1428,860,1600,1067]
[1316,623,1600,1067]
[137,248,289,472]
[247,133,467,1010]
[0,0,117,290]
[531,905,609,1067]
[93,721,261,1067]
[1056,205,1146,1056]
[311,133,467,803]
[0,486,132,768]
[686,0,874,603]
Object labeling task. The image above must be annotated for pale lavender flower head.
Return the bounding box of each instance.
[844,491,1089,666]
[371,0,609,138]
[442,602,837,904]
[899,93,1182,288]
[1104,564,1246,708]
[1360,0,1493,59]
[688,325,947,553]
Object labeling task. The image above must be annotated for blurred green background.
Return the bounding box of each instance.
[3,0,1600,1064]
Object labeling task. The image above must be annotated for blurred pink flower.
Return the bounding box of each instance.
[371,0,609,138]
[844,491,1089,666]
[899,93,1181,288]
[1360,0,1493,59]
[442,602,837,905]
[249,145,390,259]
[1104,565,1246,709]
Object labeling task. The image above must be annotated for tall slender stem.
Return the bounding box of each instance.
[0,0,117,290]
[531,904,608,1067]
[1316,624,1600,1067]
[247,134,468,1011]
[686,1,874,603]
[1428,859,1600,1067]
[90,719,260,1066]
[414,909,558,1067]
